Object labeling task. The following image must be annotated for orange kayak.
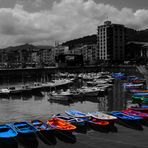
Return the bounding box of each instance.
[90,118,109,126]
[47,118,76,131]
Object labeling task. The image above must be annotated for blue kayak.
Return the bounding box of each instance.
[133,92,148,96]
[112,73,126,80]
[54,113,86,126]
[31,120,56,131]
[111,111,142,121]
[0,124,18,138]
[65,109,87,118]
[11,121,37,134]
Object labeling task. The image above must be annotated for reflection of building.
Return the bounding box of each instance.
[111,80,125,111]
[97,96,109,111]
[97,21,125,62]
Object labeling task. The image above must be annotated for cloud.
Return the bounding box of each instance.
[0,0,148,47]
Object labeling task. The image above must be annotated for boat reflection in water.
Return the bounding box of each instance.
[0,138,18,148]
[17,133,39,148]
[37,131,57,146]
[55,131,77,144]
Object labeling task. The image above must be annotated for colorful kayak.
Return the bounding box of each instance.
[53,114,86,126]
[130,89,148,93]
[12,121,37,134]
[132,79,146,84]
[31,120,56,131]
[123,83,143,89]
[65,109,87,118]
[133,92,148,96]
[130,107,148,113]
[87,112,117,123]
[46,118,76,131]
[122,109,148,119]
[112,73,126,80]
[132,95,148,103]
[111,111,142,121]
[88,118,109,126]
[0,124,18,138]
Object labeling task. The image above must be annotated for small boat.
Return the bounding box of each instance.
[49,90,73,101]
[132,79,146,84]
[53,114,86,126]
[0,124,18,138]
[132,95,148,103]
[30,83,43,91]
[46,118,76,131]
[0,88,10,95]
[130,106,148,113]
[78,87,101,97]
[130,89,148,93]
[111,111,142,121]
[87,112,117,123]
[65,109,88,118]
[11,121,37,134]
[122,109,148,119]
[133,92,148,96]
[31,120,56,131]
[123,83,144,89]
[111,73,126,80]
[88,118,109,127]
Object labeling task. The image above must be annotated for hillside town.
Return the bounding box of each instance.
[0,21,148,69]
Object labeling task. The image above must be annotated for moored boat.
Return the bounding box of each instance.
[122,109,148,119]
[65,109,88,118]
[87,118,109,127]
[123,83,144,89]
[49,90,73,101]
[130,89,148,93]
[0,124,18,138]
[132,95,148,103]
[11,121,37,135]
[78,86,101,97]
[133,92,148,96]
[31,120,55,131]
[0,88,10,95]
[130,106,148,113]
[111,111,142,121]
[53,114,86,126]
[87,112,117,123]
[46,118,76,131]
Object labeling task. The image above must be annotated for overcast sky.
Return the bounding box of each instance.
[0,0,148,48]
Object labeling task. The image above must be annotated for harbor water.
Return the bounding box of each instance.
[0,71,148,148]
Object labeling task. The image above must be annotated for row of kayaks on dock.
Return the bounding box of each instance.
[1,107,148,138]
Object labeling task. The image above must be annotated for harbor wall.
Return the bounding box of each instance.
[0,65,139,77]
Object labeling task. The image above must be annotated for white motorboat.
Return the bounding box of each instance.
[78,86,101,97]
[87,112,117,122]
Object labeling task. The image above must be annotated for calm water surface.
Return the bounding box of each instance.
[1,78,145,148]
[0,80,127,123]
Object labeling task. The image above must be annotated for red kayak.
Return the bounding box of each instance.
[132,80,146,84]
[130,89,148,93]
[129,107,148,113]
[88,118,109,126]
[122,109,148,119]
[46,117,76,131]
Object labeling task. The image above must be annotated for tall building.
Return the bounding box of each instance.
[72,44,98,65]
[97,21,125,63]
